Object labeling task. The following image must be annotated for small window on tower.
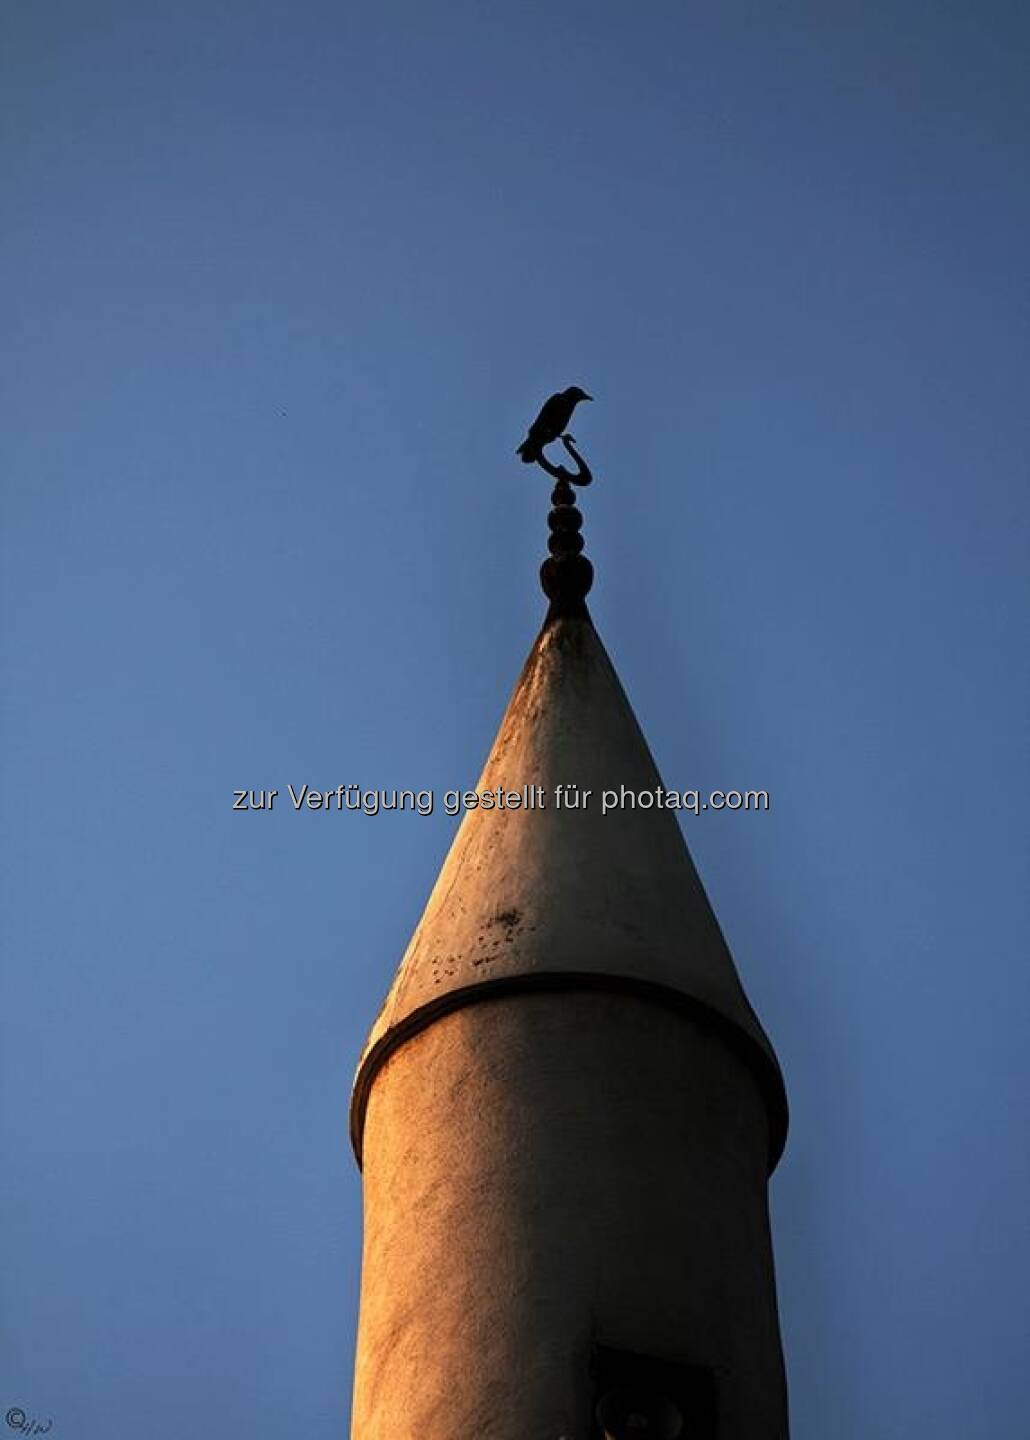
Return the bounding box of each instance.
[590,1344,717,1440]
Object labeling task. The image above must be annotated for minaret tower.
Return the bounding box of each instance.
[348,435,790,1439]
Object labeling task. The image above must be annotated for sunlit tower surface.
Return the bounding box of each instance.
[348,446,790,1439]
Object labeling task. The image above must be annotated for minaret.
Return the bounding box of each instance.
[349,444,789,1439]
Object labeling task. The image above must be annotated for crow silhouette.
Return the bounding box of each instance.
[516,386,592,464]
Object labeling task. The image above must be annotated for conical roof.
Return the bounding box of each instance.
[350,608,787,1171]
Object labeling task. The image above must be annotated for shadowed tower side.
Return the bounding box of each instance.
[348,458,790,1439]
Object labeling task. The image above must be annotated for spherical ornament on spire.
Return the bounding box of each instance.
[540,476,593,609]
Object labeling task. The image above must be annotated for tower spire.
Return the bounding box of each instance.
[347,411,790,1439]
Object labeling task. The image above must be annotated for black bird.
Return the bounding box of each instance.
[516,385,592,464]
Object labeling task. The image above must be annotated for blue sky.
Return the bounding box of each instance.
[2,3,1028,1436]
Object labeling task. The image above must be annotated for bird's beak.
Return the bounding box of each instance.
[583,393,593,401]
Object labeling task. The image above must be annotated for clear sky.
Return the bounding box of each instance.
[2,3,1028,1436]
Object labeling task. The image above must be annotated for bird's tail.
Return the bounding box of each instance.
[516,441,539,464]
